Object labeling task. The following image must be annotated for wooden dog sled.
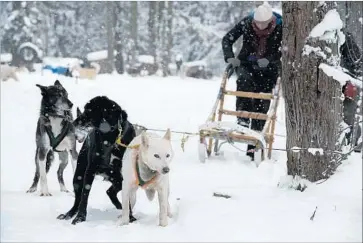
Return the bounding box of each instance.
[198,64,281,164]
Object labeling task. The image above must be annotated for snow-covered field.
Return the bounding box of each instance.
[1,71,362,242]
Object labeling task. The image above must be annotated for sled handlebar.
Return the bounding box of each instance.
[225,64,235,79]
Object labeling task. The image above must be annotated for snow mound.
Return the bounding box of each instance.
[87,50,117,61]
[0,53,12,63]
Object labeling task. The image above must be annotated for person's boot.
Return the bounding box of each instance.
[247,144,255,161]
[354,141,362,153]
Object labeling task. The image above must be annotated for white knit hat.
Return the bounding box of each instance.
[254,4,273,22]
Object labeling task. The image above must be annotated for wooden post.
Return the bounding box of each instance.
[207,66,230,155]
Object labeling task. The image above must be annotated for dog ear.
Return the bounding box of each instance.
[141,131,149,147]
[164,128,171,141]
[76,107,82,117]
[54,80,63,88]
[120,109,128,122]
[36,84,47,95]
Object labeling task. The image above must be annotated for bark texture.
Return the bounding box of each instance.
[282,2,343,184]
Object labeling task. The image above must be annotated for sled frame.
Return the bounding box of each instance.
[198,64,281,163]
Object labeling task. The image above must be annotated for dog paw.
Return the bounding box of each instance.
[40,192,52,196]
[60,188,69,193]
[26,187,37,193]
[117,217,130,226]
[57,213,71,220]
[159,217,168,227]
[159,220,168,227]
[71,214,86,225]
[130,215,137,223]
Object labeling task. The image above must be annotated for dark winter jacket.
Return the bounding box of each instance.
[340,30,363,78]
[222,12,282,71]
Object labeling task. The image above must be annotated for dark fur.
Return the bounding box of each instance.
[27,80,78,195]
[57,96,136,225]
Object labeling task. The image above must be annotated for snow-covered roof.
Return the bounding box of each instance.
[0,53,13,63]
[87,50,117,61]
[42,57,81,67]
[17,42,43,58]
[137,55,155,64]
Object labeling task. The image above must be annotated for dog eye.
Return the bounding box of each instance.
[166,154,170,158]
[154,154,160,159]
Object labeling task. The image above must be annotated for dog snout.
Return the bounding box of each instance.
[162,167,170,174]
[67,99,73,108]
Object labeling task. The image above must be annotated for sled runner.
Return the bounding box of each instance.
[198,64,281,164]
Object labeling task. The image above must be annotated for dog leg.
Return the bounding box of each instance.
[57,149,87,220]
[46,150,54,173]
[106,184,122,210]
[157,186,168,227]
[58,151,69,192]
[71,162,97,225]
[27,147,40,193]
[39,148,52,196]
[167,183,173,218]
[70,146,78,173]
[118,182,132,226]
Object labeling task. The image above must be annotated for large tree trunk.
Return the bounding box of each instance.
[160,1,168,77]
[105,1,114,73]
[130,1,138,65]
[148,2,157,62]
[282,2,343,186]
[114,2,124,74]
[166,1,173,75]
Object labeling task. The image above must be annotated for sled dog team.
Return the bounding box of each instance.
[28,80,174,227]
[25,3,288,227]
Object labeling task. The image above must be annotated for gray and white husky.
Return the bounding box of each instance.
[27,80,79,196]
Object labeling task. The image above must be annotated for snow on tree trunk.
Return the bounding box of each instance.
[281,2,344,189]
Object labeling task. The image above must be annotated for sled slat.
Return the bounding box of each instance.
[220,109,269,120]
[224,90,273,100]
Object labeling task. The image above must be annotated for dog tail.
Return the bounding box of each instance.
[145,189,156,201]
[90,62,101,74]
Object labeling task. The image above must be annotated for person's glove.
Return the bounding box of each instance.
[257,58,269,68]
[227,58,241,68]
[247,55,258,62]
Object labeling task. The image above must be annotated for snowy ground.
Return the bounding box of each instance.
[1,71,362,242]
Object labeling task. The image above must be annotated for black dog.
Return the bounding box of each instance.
[57,96,136,225]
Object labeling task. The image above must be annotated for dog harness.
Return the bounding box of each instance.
[113,121,157,188]
[134,151,158,189]
[43,114,72,152]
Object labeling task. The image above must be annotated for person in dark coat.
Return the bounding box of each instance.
[222,4,282,160]
[340,30,362,152]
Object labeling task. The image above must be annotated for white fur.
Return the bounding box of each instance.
[0,64,21,81]
[118,129,174,227]
[38,117,77,195]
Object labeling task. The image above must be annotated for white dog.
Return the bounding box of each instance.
[118,129,174,227]
[0,64,27,81]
